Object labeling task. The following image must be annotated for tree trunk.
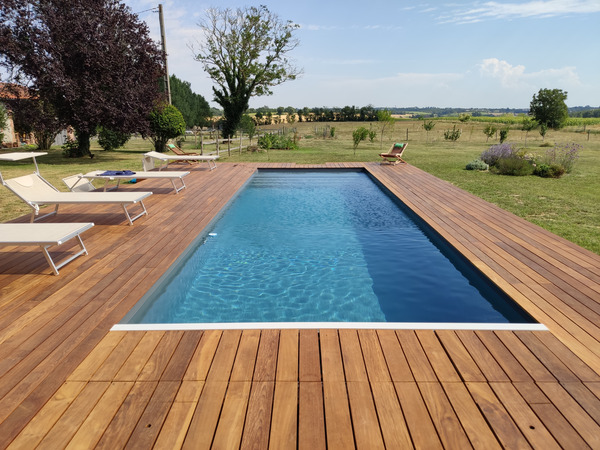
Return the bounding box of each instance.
[75,129,94,158]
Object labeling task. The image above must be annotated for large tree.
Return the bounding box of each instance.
[169,74,212,128]
[192,5,301,138]
[529,88,569,130]
[0,0,164,157]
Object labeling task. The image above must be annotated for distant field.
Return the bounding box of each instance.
[1,118,599,254]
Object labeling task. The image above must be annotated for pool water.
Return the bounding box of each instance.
[124,170,534,324]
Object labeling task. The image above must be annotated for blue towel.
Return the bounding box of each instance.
[99,170,136,176]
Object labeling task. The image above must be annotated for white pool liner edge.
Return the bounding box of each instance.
[111,322,548,331]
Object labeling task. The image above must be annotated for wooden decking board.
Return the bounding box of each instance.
[0,162,599,447]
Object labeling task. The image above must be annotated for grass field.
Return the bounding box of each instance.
[2,118,599,254]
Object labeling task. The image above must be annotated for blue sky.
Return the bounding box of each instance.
[123,0,600,109]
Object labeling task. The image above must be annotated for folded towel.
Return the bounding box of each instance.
[99,170,136,176]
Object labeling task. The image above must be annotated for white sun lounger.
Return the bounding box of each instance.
[63,169,190,194]
[0,222,94,275]
[2,173,152,225]
[143,151,219,171]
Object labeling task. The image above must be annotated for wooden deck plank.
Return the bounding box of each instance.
[436,330,486,382]
[230,329,261,382]
[489,382,561,449]
[7,381,87,449]
[394,381,443,449]
[465,382,531,449]
[441,381,501,449]
[36,381,110,449]
[269,381,298,449]
[64,381,133,449]
[212,380,251,449]
[416,329,461,382]
[240,381,274,449]
[418,381,472,449]
[346,381,385,449]
[371,381,413,449]
[275,329,298,382]
[182,380,228,449]
[298,382,326,450]
[1,162,600,447]
[122,380,180,449]
[537,382,600,447]
[322,380,354,449]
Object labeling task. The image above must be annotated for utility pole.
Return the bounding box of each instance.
[158,4,171,104]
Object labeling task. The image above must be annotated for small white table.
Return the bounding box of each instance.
[75,170,190,194]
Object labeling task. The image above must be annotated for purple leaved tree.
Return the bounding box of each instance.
[0,0,164,157]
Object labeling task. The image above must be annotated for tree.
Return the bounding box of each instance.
[148,104,186,152]
[521,116,537,146]
[483,124,497,142]
[423,120,435,143]
[169,75,211,128]
[0,103,7,144]
[0,0,164,157]
[192,5,301,138]
[377,110,395,150]
[239,114,257,144]
[529,88,568,130]
[9,97,65,150]
[352,126,369,154]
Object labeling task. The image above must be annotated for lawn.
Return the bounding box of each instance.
[2,118,599,255]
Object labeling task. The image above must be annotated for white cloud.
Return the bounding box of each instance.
[439,0,600,24]
[479,58,581,89]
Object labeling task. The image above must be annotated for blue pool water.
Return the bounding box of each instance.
[124,170,534,324]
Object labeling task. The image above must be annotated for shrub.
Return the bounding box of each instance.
[368,129,377,142]
[534,163,566,178]
[148,103,186,152]
[465,159,489,171]
[544,142,581,173]
[480,143,518,167]
[483,124,497,141]
[352,126,369,151]
[257,133,297,150]
[97,127,130,151]
[499,127,509,143]
[62,138,80,158]
[443,125,461,142]
[493,157,533,176]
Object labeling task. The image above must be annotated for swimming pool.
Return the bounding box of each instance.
[119,169,537,327]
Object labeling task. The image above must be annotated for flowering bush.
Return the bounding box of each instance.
[541,142,581,173]
[480,143,518,167]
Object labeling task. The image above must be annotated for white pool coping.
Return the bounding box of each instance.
[112,322,548,331]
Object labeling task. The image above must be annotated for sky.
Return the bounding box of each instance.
[122,0,600,109]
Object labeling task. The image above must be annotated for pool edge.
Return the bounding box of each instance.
[112,322,548,331]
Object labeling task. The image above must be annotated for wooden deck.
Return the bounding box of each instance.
[1,161,599,448]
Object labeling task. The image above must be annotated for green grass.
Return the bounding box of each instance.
[2,119,599,255]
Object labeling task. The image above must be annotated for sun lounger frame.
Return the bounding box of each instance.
[0,222,94,275]
[143,151,219,171]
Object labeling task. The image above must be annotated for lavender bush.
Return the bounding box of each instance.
[542,142,581,173]
[480,143,518,167]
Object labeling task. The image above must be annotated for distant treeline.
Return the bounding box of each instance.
[245,105,600,120]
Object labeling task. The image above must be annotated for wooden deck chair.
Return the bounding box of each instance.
[379,143,408,165]
[0,222,94,275]
[167,143,200,156]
